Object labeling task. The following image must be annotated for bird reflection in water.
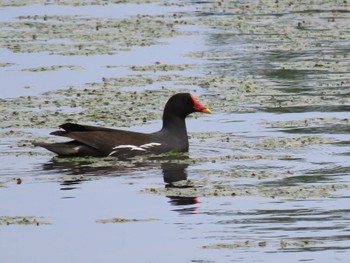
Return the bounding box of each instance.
[161,162,200,213]
[39,156,200,211]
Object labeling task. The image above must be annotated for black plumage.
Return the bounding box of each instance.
[34,93,211,157]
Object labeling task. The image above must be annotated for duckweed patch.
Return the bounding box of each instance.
[203,239,326,250]
[0,216,51,226]
[0,87,174,130]
[0,12,189,55]
[143,177,349,199]
[1,69,347,134]
[1,0,349,118]
[1,71,212,130]
[21,65,84,72]
[192,131,337,151]
[130,63,192,72]
[202,240,253,249]
[197,0,350,53]
[96,217,159,224]
[0,62,15,67]
[190,1,350,114]
[0,0,163,7]
[248,136,338,150]
[263,118,350,134]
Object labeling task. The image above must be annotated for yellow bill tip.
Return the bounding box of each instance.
[202,108,212,114]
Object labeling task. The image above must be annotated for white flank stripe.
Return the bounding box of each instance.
[140,142,162,149]
[113,145,146,151]
[109,142,162,156]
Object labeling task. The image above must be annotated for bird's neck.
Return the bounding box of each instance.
[161,113,187,136]
[157,113,189,152]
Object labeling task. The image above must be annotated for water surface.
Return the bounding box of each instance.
[1,1,350,262]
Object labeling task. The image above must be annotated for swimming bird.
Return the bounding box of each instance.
[33,93,211,157]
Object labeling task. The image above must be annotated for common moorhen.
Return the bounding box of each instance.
[34,93,211,157]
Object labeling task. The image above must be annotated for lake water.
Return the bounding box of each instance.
[1,1,350,262]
